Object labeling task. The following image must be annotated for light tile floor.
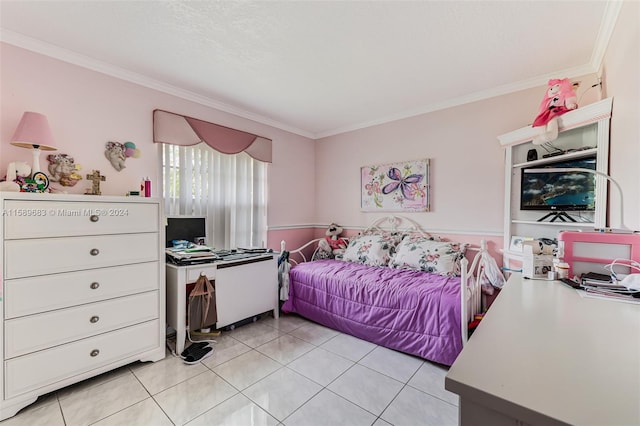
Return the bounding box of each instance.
[0,314,458,426]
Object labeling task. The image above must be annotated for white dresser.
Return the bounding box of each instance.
[0,192,165,420]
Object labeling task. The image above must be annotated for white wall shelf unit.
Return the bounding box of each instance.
[511,147,598,168]
[498,97,613,270]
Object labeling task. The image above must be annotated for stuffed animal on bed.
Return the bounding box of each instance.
[317,223,348,259]
[532,78,578,145]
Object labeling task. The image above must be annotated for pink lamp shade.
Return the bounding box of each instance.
[10,112,58,174]
[10,112,57,151]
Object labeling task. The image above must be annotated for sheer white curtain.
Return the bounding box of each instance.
[161,143,267,250]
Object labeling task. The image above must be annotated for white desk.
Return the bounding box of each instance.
[445,273,640,426]
[166,254,279,354]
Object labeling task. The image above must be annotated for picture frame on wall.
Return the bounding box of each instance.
[361,159,429,212]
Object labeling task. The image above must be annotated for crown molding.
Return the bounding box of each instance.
[590,0,624,75]
[314,63,597,139]
[313,1,623,139]
[0,29,315,140]
[2,5,619,142]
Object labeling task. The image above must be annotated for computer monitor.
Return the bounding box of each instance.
[165,216,207,247]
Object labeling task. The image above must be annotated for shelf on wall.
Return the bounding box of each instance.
[512,148,597,168]
[497,98,613,147]
[511,220,595,227]
[499,97,613,274]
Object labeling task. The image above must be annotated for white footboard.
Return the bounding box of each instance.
[460,240,487,345]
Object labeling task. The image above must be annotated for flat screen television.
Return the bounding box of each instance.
[520,156,597,211]
[165,216,207,247]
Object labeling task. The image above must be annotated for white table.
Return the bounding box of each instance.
[445,273,640,426]
[166,254,279,355]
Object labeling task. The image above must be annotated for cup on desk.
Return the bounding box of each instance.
[555,263,570,279]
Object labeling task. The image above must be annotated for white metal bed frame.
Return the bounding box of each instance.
[280,215,486,346]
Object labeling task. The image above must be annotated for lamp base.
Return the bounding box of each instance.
[31,147,42,175]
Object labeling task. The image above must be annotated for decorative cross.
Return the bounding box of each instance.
[85,170,106,195]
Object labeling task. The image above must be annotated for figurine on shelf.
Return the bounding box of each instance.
[47,153,82,187]
[105,141,140,171]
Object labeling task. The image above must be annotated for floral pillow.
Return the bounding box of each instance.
[390,235,468,276]
[342,232,403,267]
[400,232,442,243]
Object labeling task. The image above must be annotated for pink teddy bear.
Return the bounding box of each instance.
[532,78,578,145]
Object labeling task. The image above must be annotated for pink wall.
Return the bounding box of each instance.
[601,0,640,230]
[0,43,317,239]
[267,227,317,262]
[2,5,638,258]
[313,74,604,248]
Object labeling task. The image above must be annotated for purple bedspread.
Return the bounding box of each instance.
[281,259,463,366]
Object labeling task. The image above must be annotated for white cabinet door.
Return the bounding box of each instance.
[215,258,277,328]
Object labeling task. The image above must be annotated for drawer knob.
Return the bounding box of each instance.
[90,215,99,222]
[90,282,100,290]
[90,349,100,357]
[90,248,100,256]
[90,316,100,323]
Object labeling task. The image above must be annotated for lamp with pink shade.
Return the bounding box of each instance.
[10,112,57,174]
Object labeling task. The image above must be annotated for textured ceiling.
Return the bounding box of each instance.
[0,1,619,138]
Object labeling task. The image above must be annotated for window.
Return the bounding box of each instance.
[161,143,267,249]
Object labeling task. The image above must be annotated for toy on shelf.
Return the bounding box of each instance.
[21,172,49,193]
[532,78,578,147]
[0,162,31,192]
[85,170,106,195]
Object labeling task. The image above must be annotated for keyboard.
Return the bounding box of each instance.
[219,253,263,261]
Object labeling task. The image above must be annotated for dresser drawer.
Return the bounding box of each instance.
[4,320,159,399]
[3,201,158,239]
[5,233,158,279]
[5,291,158,358]
[4,262,158,319]
[186,265,217,282]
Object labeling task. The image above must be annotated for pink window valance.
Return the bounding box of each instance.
[153,109,272,163]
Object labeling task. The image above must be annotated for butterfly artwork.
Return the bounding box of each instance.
[361,159,429,212]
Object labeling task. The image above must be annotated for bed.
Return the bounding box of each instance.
[280,216,487,366]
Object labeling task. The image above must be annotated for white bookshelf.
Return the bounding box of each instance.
[498,98,613,270]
